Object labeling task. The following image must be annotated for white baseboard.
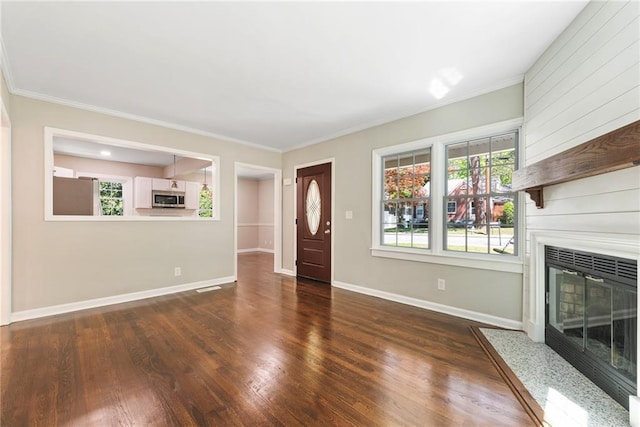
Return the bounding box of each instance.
[332,280,523,330]
[237,248,274,254]
[524,319,544,343]
[280,269,295,277]
[10,276,236,323]
[630,396,639,426]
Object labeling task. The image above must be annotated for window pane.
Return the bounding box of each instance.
[444,130,518,255]
[491,148,516,193]
[384,176,397,200]
[99,180,124,216]
[448,173,467,194]
[586,283,612,367]
[199,189,213,217]
[380,148,431,250]
[383,155,398,200]
[612,287,637,381]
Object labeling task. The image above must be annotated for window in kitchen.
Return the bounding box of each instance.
[99,180,124,216]
[198,188,213,217]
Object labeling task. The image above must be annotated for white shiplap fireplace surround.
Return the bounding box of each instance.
[524,229,640,418]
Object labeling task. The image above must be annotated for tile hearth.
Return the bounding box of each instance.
[480,328,629,427]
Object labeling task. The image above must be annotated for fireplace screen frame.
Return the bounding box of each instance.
[545,245,637,409]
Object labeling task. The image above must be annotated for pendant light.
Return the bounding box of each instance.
[170,155,178,189]
[201,167,211,195]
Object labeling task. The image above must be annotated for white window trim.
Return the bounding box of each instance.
[44,127,220,222]
[371,118,524,274]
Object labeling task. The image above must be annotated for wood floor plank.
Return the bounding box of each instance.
[1,253,534,426]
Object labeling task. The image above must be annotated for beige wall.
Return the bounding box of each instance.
[258,178,274,250]
[237,178,259,250]
[237,177,274,251]
[282,84,525,322]
[11,95,280,312]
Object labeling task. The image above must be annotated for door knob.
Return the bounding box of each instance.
[324,229,331,234]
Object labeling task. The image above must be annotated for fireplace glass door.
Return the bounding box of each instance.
[546,252,637,408]
[547,267,585,347]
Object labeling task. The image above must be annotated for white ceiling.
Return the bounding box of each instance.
[53,137,181,167]
[1,1,587,152]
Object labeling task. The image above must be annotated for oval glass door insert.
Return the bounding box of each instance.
[306,179,321,235]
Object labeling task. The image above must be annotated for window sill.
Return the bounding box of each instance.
[370,246,523,274]
[45,215,220,222]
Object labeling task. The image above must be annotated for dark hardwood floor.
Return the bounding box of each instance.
[1,253,533,426]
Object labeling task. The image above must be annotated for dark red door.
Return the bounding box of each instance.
[296,162,332,282]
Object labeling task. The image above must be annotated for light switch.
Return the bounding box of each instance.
[345,210,353,219]
[283,178,292,186]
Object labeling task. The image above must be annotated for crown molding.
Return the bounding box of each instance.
[0,36,16,92]
[8,84,283,153]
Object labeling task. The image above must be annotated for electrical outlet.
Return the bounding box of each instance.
[437,278,445,291]
[174,267,182,277]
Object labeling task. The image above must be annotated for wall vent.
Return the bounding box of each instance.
[545,246,637,287]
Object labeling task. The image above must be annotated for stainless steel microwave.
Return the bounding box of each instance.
[152,190,185,208]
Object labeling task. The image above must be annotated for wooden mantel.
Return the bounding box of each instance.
[512,120,640,208]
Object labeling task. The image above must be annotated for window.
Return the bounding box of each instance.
[372,119,521,271]
[99,180,124,216]
[382,149,430,249]
[445,131,518,255]
[198,188,213,217]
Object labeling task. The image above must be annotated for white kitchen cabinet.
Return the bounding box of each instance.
[134,177,152,208]
[152,178,185,192]
[185,181,200,210]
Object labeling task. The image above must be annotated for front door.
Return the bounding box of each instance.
[296,162,331,282]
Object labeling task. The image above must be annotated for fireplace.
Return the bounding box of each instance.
[545,245,638,409]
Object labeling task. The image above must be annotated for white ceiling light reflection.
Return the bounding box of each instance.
[428,67,464,100]
[429,78,449,99]
[99,150,111,156]
[440,67,463,86]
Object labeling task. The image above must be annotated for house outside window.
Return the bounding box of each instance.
[447,200,456,215]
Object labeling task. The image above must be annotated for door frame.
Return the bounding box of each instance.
[293,158,335,283]
[1,99,11,325]
[234,162,282,279]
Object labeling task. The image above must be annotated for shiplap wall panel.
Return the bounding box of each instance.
[526,1,606,90]
[525,188,639,217]
[526,37,639,145]
[527,2,635,111]
[526,212,640,235]
[527,89,640,163]
[522,0,640,254]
